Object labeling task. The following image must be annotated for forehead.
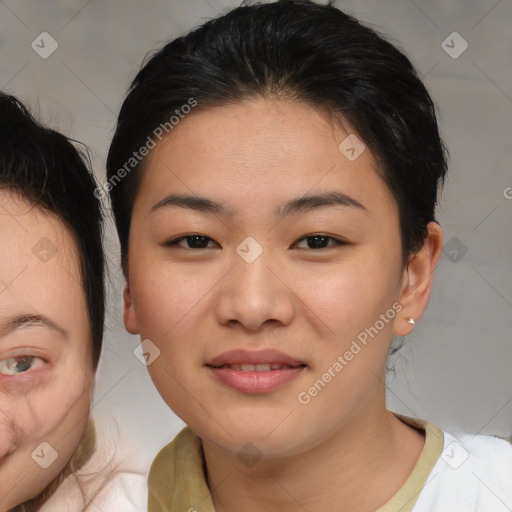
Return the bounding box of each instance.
[0,193,86,321]
[146,98,358,179]
[136,98,396,217]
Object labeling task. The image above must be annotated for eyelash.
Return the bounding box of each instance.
[165,233,347,250]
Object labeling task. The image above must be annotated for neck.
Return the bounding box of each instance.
[203,400,425,512]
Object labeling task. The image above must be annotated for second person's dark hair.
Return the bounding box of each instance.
[0,92,105,368]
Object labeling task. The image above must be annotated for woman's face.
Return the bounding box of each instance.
[0,194,93,510]
[124,98,439,458]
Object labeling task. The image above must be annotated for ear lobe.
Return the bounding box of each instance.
[123,280,139,335]
[394,222,443,336]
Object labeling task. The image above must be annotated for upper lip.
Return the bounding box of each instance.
[206,349,305,367]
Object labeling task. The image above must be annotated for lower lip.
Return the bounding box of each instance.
[208,366,305,394]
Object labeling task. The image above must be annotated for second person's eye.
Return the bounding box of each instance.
[0,356,44,376]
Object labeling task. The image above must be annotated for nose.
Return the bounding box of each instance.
[214,249,294,332]
[0,414,19,460]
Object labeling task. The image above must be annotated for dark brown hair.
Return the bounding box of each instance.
[0,92,105,367]
[107,0,447,272]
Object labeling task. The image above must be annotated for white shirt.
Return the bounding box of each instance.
[413,430,512,511]
[38,450,148,512]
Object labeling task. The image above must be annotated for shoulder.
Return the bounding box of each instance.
[148,427,210,511]
[414,429,512,512]
[39,437,150,512]
[446,431,512,491]
[443,430,512,476]
[148,426,202,491]
[83,470,148,511]
[150,426,200,472]
[39,470,148,512]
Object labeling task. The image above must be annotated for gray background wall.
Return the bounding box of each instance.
[1,0,511,467]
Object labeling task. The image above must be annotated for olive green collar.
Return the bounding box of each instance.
[148,414,444,512]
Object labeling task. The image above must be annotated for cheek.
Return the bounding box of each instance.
[298,258,400,338]
[0,404,21,459]
[130,257,217,340]
[0,379,92,507]
[13,367,92,446]
[300,271,363,327]
[46,389,91,473]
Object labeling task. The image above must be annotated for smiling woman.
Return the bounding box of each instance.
[106,1,512,511]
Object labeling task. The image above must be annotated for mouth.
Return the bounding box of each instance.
[206,348,306,367]
[206,349,307,393]
[211,363,305,372]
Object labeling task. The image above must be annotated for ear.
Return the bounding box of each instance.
[394,222,443,336]
[123,279,140,335]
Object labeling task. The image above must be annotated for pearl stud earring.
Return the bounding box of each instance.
[407,317,415,325]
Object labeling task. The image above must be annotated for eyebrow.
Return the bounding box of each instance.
[150,191,367,219]
[0,314,68,339]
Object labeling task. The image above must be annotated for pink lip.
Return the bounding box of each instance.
[206,349,304,367]
[206,349,306,394]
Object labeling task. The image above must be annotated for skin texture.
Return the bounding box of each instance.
[124,98,443,512]
[0,194,93,511]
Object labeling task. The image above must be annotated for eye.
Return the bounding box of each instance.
[0,356,43,376]
[165,234,219,249]
[294,234,346,250]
